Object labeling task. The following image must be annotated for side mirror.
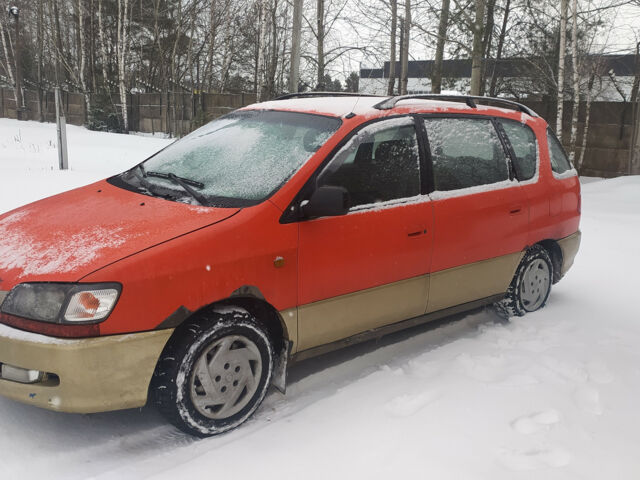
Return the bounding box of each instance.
[302,185,351,219]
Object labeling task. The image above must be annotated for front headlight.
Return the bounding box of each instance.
[0,283,121,324]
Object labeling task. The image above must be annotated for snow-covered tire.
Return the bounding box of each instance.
[494,245,553,319]
[151,309,273,437]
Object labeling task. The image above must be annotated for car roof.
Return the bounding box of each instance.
[242,95,540,123]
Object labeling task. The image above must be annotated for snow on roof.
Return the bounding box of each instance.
[243,95,528,119]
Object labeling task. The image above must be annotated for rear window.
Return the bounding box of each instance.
[547,129,573,174]
[424,117,510,191]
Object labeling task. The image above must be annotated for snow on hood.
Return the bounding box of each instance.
[0,179,239,289]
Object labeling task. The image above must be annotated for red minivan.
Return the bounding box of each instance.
[0,94,580,436]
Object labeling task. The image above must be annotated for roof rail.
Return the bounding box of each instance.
[275,92,380,100]
[373,94,539,117]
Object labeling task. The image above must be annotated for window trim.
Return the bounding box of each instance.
[280,114,429,223]
[419,113,517,195]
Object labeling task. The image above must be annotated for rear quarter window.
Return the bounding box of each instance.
[546,129,573,175]
[499,119,537,181]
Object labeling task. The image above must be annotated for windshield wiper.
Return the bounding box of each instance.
[146,171,209,206]
[145,171,205,189]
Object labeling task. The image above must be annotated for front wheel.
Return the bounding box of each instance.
[495,245,553,318]
[152,309,274,437]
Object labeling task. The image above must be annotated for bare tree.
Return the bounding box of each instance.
[568,0,579,161]
[488,0,510,97]
[289,0,303,92]
[469,0,486,95]
[556,0,568,140]
[117,0,131,131]
[387,0,398,95]
[431,0,450,94]
[400,0,411,95]
[316,0,325,88]
[256,0,269,99]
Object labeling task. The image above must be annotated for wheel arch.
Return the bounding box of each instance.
[535,239,563,284]
[148,290,291,405]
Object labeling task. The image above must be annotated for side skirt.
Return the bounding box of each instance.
[289,294,505,364]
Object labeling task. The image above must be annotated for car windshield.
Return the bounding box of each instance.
[116,110,342,207]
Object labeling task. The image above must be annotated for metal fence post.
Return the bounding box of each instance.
[54,87,69,170]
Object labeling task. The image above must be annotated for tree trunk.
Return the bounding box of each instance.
[387,0,398,95]
[203,0,217,91]
[479,0,496,96]
[78,0,91,114]
[98,0,109,89]
[577,73,594,172]
[488,0,510,97]
[317,0,325,88]
[289,0,302,93]
[469,0,486,95]
[0,18,17,105]
[431,0,449,94]
[400,0,411,95]
[37,0,45,121]
[256,0,269,100]
[556,0,568,140]
[630,43,640,175]
[117,0,130,132]
[53,0,64,86]
[568,0,579,163]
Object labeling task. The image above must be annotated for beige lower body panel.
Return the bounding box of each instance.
[557,230,581,276]
[0,326,173,413]
[297,275,429,352]
[427,252,523,313]
[296,252,523,354]
[279,307,299,354]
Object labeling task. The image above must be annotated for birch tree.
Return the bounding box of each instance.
[556,0,568,140]
[289,0,302,92]
[117,0,131,131]
[568,0,579,162]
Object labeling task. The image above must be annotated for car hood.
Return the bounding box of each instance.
[0,179,239,290]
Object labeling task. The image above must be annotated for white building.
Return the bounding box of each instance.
[359,55,637,102]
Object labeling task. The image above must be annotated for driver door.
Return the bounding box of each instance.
[296,117,434,352]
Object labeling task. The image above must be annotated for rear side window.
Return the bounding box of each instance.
[499,119,537,180]
[547,129,572,174]
[319,117,420,208]
[424,117,509,191]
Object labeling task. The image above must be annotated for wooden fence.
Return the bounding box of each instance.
[0,87,635,177]
[0,88,257,137]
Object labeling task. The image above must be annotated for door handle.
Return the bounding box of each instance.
[407,229,427,237]
[509,205,523,215]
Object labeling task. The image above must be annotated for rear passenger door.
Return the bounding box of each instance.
[296,117,433,352]
[423,116,529,312]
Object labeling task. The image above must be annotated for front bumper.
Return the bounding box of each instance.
[0,323,173,413]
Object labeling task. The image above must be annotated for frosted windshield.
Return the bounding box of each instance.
[138,110,341,206]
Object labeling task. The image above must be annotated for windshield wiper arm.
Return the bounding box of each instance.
[130,165,162,196]
[156,172,209,206]
[145,171,205,189]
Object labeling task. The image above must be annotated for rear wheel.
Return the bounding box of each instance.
[152,309,273,437]
[495,245,553,318]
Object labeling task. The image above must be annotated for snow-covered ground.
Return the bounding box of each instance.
[1,119,639,479]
